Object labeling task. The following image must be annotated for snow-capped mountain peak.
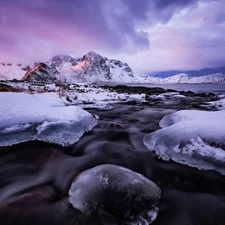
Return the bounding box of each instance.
[56,51,142,83]
[82,51,103,61]
[49,54,78,71]
[17,51,144,83]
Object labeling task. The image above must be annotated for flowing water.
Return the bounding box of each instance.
[0,86,225,225]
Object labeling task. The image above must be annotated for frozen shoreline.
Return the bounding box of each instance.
[0,84,225,225]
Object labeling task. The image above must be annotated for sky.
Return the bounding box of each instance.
[0,0,225,73]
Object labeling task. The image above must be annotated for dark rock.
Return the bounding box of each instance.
[69,164,161,224]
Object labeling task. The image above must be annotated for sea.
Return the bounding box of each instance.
[128,83,225,94]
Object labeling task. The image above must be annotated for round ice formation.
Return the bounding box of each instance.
[69,164,161,224]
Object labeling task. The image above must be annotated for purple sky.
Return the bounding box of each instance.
[0,0,225,72]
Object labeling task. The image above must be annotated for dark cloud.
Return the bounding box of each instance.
[0,0,224,70]
[0,0,202,54]
[153,0,197,9]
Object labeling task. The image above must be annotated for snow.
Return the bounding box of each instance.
[0,63,30,80]
[0,92,97,146]
[33,92,67,107]
[69,164,161,224]
[63,84,146,109]
[143,110,225,175]
[201,98,225,111]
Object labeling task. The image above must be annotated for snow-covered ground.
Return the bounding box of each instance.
[0,92,97,147]
[143,110,225,175]
[69,85,146,107]
[200,95,225,110]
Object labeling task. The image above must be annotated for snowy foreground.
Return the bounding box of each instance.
[0,92,97,146]
[143,110,225,175]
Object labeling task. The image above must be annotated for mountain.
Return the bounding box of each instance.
[49,51,139,83]
[149,67,225,78]
[0,74,7,80]
[1,52,225,84]
[22,63,60,83]
[147,73,225,84]
[22,51,143,83]
[0,63,31,80]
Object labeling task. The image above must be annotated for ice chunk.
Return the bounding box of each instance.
[0,92,97,146]
[143,110,225,175]
[69,164,161,224]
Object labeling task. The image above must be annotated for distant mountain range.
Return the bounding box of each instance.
[146,73,225,84]
[149,67,225,78]
[0,51,224,84]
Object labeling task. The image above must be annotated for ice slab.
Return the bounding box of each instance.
[0,92,97,146]
[143,110,225,175]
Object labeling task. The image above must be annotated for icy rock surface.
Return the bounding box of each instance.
[143,110,225,175]
[0,92,97,146]
[69,164,161,224]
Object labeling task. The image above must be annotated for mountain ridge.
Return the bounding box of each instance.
[0,52,225,84]
[22,51,143,83]
[147,73,225,84]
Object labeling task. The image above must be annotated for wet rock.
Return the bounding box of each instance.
[68,164,161,225]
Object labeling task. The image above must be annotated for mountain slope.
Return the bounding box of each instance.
[0,63,31,80]
[22,63,60,83]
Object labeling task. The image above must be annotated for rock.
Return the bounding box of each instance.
[68,164,161,224]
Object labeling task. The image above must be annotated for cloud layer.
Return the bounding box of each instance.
[0,0,224,72]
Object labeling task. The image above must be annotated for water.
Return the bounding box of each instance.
[127,83,225,94]
[0,87,225,225]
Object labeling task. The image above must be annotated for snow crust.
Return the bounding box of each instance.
[0,92,97,146]
[143,110,225,175]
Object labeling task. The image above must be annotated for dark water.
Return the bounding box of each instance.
[0,95,225,224]
[127,83,225,94]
